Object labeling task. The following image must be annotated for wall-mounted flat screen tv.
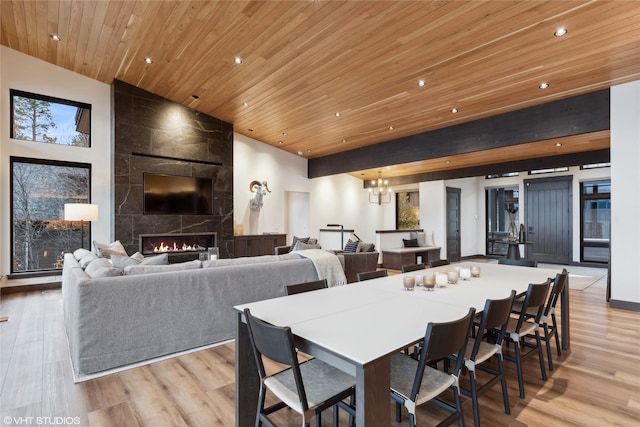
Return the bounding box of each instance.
[143,173,213,215]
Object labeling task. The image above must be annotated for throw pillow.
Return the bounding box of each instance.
[424,231,435,247]
[292,241,322,251]
[403,238,419,248]
[73,248,92,261]
[410,232,427,247]
[110,254,141,269]
[359,242,376,252]
[78,252,98,268]
[343,239,360,253]
[84,258,124,278]
[292,235,310,245]
[93,240,128,258]
[141,253,169,265]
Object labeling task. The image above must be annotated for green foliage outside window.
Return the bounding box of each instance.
[397,191,420,229]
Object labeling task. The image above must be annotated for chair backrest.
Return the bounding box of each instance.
[243,309,310,410]
[286,278,328,295]
[356,269,388,281]
[498,258,538,267]
[470,290,517,358]
[411,308,476,398]
[429,259,450,268]
[543,268,568,316]
[512,279,552,332]
[401,263,425,273]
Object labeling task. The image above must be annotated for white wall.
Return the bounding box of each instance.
[0,47,112,283]
[610,81,640,306]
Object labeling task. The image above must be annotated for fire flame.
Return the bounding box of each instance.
[153,242,204,253]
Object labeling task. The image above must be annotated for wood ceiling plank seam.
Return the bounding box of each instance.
[0,2,18,48]
[63,0,84,72]
[21,0,38,55]
[71,0,96,75]
[53,0,69,68]
[34,1,49,60]
[79,0,111,78]
[100,1,143,83]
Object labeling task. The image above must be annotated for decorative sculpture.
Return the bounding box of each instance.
[249,180,271,211]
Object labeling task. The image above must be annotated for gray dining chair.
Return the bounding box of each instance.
[356,269,388,281]
[401,263,425,273]
[244,308,356,427]
[390,308,475,427]
[500,279,551,398]
[456,290,517,427]
[286,278,328,295]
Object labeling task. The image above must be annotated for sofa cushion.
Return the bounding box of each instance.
[73,248,93,261]
[141,253,169,265]
[78,252,98,268]
[359,242,376,252]
[110,254,140,269]
[84,258,124,278]
[403,238,419,247]
[203,254,281,268]
[124,260,202,275]
[292,241,321,251]
[93,240,128,258]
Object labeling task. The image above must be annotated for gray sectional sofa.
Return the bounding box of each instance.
[62,251,321,378]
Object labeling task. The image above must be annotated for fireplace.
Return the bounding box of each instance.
[139,232,217,263]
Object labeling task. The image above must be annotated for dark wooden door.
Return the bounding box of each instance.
[446,187,461,262]
[524,176,572,264]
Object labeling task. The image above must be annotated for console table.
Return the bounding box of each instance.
[234,234,286,257]
[382,246,441,270]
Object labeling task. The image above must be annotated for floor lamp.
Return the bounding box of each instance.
[64,203,99,250]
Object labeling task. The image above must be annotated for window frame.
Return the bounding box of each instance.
[9,156,92,277]
[10,88,92,147]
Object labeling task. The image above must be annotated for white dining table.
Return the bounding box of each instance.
[234,262,564,426]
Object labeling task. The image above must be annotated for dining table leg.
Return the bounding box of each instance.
[236,312,259,427]
[355,355,391,426]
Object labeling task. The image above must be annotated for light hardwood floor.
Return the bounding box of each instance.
[1,268,639,427]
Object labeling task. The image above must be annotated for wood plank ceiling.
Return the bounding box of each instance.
[2,1,639,182]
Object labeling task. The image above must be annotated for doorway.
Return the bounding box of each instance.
[446,187,461,262]
[524,176,572,264]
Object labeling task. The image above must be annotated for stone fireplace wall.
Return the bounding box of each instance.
[113,80,234,258]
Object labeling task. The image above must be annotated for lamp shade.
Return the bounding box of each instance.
[64,203,99,221]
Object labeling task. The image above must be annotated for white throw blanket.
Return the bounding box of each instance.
[295,249,347,287]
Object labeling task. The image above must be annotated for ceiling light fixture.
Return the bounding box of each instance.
[451,108,458,113]
[555,142,562,147]
[242,102,249,107]
[417,80,426,87]
[335,112,342,117]
[388,126,395,131]
[368,172,392,205]
[191,95,199,99]
[50,34,61,41]
[234,57,243,64]
[539,82,549,89]
[278,140,283,144]
[144,57,153,64]
[554,28,568,37]
[282,132,288,136]
[341,139,347,143]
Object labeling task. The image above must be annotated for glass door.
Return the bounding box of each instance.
[581,180,610,263]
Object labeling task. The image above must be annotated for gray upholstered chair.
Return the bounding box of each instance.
[390,308,475,427]
[244,308,356,427]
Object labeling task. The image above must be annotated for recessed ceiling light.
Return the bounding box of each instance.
[417,80,426,87]
[282,132,288,136]
[242,102,249,107]
[234,57,243,64]
[388,126,395,131]
[297,151,303,155]
[50,34,61,41]
[144,57,153,64]
[278,140,283,144]
[247,128,253,132]
[451,108,458,113]
[307,149,312,153]
[555,142,562,147]
[445,160,451,164]
[191,94,199,99]
[335,112,342,117]
[341,139,347,143]
[554,28,568,37]
[539,82,549,89]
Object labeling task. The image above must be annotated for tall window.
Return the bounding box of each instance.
[581,180,610,263]
[396,191,420,229]
[10,89,91,147]
[11,157,91,274]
